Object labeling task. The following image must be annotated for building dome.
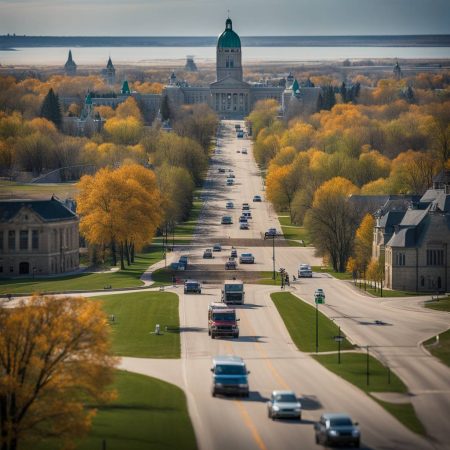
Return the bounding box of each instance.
[217,18,241,48]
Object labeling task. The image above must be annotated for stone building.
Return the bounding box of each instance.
[64,50,77,76]
[0,197,79,277]
[61,17,320,121]
[374,170,450,292]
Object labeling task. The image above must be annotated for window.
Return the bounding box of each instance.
[395,252,405,266]
[426,249,444,266]
[8,230,15,250]
[32,230,39,250]
[20,230,28,250]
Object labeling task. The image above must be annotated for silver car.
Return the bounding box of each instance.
[314,413,360,447]
[267,390,302,420]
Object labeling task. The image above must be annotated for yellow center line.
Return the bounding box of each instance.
[240,308,290,390]
[221,325,267,450]
[234,400,268,450]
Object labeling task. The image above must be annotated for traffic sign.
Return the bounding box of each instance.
[315,297,324,304]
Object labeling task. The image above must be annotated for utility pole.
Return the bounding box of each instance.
[366,346,370,385]
[315,301,319,353]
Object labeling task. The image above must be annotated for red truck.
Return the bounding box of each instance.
[208,302,239,339]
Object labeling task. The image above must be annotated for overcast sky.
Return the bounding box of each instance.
[1,0,449,36]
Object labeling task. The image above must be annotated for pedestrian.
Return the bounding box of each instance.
[285,273,290,286]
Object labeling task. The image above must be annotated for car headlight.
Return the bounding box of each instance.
[328,430,338,437]
[272,405,280,411]
[238,383,248,388]
[352,429,360,437]
[294,407,301,411]
[215,383,223,388]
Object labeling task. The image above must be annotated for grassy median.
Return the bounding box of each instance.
[272,292,426,436]
[271,292,353,352]
[98,291,180,358]
[37,370,197,450]
[424,329,450,368]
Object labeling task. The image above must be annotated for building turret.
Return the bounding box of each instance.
[169,71,177,86]
[64,50,77,76]
[105,56,116,85]
[216,17,243,82]
[121,80,131,95]
[185,55,198,72]
[393,61,402,80]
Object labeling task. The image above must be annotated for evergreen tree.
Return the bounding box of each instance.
[340,82,348,103]
[321,85,336,110]
[160,95,172,121]
[40,88,62,129]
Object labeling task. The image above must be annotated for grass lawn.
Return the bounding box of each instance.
[424,296,450,311]
[0,248,163,295]
[98,291,180,358]
[173,200,202,239]
[423,329,450,368]
[365,287,427,298]
[373,399,426,436]
[271,292,354,352]
[37,370,196,450]
[277,215,311,246]
[314,353,427,436]
[0,180,78,200]
[312,266,353,281]
[314,353,407,394]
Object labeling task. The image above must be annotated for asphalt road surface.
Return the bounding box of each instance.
[123,121,448,450]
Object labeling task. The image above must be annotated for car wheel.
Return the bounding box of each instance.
[299,414,302,421]
[354,439,360,448]
[315,435,319,444]
[208,329,211,336]
[234,333,239,339]
[212,390,216,397]
[211,333,215,339]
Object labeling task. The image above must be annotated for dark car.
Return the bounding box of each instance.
[184,280,201,294]
[314,413,361,447]
[225,258,237,270]
[203,248,213,259]
[230,248,238,258]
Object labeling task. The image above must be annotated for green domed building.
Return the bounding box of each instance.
[216,17,243,82]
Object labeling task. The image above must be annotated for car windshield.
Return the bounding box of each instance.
[215,365,246,375]
[186,283,198,288]
[329,417,353,427]
[242,254,252,257]
[274,394,297,403]
[212,313,235,321]
[225,284,243,292]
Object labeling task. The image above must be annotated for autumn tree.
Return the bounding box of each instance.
[0,295,117,450]
[354,213,375,274]
[247,99,279,139]
[305,177,360,272]
[40,88,62,129]
[77,163,162,268]
[104,116,143,145]
[266,163,302,221]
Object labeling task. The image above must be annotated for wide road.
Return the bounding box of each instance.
[149,120,439,450]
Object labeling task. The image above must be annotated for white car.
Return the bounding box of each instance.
[239,253,255,264]
[267,390,302,420]
[298,264,312,278]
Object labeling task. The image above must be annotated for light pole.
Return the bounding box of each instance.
[315,300,319,353]
[264,231,277,280]
[366,346,370,386]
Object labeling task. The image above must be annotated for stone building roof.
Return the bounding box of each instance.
[217,18,241,48]
[0,197,77,222]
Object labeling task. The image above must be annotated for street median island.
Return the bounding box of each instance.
[271,292,427,437]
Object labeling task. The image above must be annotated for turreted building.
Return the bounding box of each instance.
[64,50,77,76]
[103,57,116,85]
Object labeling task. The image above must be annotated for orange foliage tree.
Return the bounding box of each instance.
[0,295,117,450]
[76,163,162,268]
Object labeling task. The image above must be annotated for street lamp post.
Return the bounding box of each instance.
[366,346,370,386]
[315,300,319,353]
[338,326,341,364]
[264,232,277,280]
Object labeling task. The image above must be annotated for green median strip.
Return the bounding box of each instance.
[271,292,353,352]
[36,370,197,450]
[98,291,180,358]
[271,292,426,437]
[423,329,450,368]
[424,296,450,311]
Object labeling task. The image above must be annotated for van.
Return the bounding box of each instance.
[211,355,250,397]
[184,280,201,294]
[298,264,312,278]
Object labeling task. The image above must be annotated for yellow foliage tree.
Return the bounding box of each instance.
[104,116,143,145]
[305,177,360,272]
[0,295,117,450]
[115,97,143,121]
[76,163,162,268]
[354,213,375,272]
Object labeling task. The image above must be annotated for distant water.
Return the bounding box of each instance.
[1,46,450,65]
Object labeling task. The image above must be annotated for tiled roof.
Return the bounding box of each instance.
[0,197,77,222]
